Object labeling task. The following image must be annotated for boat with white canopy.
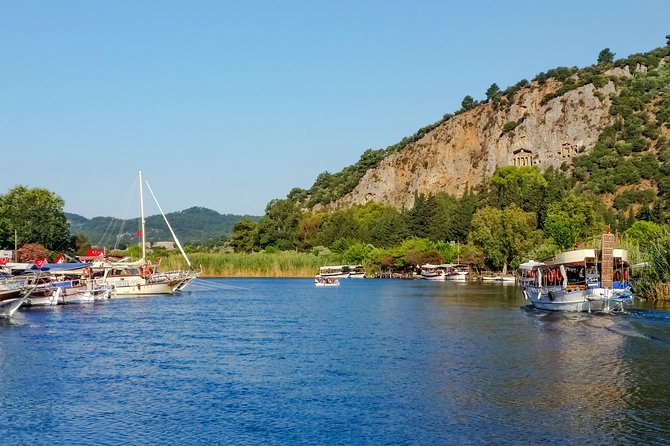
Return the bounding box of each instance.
[518,230,633,312]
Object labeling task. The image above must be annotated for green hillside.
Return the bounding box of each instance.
[290,39,670,214]
[66,206,260,247]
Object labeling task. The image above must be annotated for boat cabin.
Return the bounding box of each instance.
[519,248,630,290]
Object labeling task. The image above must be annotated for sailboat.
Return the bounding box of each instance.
[94,171,199,297]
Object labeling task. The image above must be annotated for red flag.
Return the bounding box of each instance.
[137,231,143,236]
[54,252,65,263]
[0,257,8,265]
[155,258,161,265]
[35,259,46,268]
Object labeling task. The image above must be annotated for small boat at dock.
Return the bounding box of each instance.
[420,264,446,281]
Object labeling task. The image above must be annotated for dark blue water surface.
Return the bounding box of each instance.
[2,279,670,445]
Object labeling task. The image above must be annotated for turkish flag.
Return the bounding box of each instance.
[54,253,65,263]
[35,259,46,268]
[0,257,8,265]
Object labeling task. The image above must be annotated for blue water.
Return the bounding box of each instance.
[2,279,670,445]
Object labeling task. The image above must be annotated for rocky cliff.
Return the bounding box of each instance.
[317,78,618,211]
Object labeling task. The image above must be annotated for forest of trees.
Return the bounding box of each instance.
[227,165,668,278]
[66,207,260,249]
[3,37,670,298]
[223,38,670,285]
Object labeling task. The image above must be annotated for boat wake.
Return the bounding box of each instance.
[601,323,664,342]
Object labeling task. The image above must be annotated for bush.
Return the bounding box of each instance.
[613,189,656,210]
[18,243,50,262]
[634,231,670,301]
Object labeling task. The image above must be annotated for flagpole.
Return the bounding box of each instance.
[139,171,146,261]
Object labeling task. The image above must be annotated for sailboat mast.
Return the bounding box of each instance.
[144,180,193,268]
[139,171,146,261]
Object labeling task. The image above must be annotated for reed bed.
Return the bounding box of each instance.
[158,251,341,278]
[631,231,670,301]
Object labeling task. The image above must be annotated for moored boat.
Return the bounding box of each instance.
[420,264,446,281]
[318,265,351,279]
[518,231,633,312]
[347,265,365,278]
[88,171,199,297]
[0,274,34,318]
[0,288,32,318]
[59,280,111,303]
[446,264,470,281]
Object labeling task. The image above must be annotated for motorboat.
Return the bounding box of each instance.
[446,264,469,281]
[420,264,446,281]
[315,275,340,287]
[518,231,633,312]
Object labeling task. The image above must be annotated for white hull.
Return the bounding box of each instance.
[446,272,468,281]
[315,276,340,287]
[0,294,29,318]
[523,285,632,312]
[348,273,365,279]
[484,275,516,284]
[60,286,111,303]
[107,280,179,296]
[24,289,61,306]
[151,270,199,291]
[421,274,445,281]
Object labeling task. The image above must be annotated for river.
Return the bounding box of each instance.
[2,279,669,445]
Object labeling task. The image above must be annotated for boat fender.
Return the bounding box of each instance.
[548,290,556,301]
[624,269,629,281]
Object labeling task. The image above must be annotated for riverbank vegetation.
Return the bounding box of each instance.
[3,38,670,299]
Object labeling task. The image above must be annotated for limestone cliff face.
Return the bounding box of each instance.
[320,79,616,211]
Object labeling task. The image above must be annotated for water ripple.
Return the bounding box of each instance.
[1,279,670,444]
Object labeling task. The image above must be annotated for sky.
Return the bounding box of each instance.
[1,0,669,219]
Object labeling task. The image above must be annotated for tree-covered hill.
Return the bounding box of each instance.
[66,206,260,248]
[222,36,670,292]
[287,37,670,216]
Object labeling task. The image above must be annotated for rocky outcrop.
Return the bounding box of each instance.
[319,79,616,211]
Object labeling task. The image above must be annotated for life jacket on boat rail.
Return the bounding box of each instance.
[140,263,152,279]
[546,269,554,284]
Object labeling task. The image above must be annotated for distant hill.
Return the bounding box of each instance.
[66,206,260,246]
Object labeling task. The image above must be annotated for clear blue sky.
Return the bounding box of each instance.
[1,0,669,219]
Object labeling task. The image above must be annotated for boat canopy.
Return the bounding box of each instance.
[25,262,92,272]
[545,248,629,266]
[421,263,454,269]
[7,262,91,272]
[518,260,545,270]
